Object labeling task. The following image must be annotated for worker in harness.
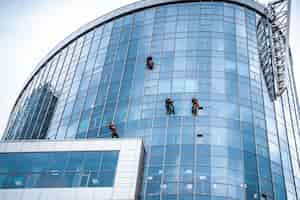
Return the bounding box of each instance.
[109,121,119,138]
[165,98,175,115]
[146,56,154,70]
[192,98,203,116]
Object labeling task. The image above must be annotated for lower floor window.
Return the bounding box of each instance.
[0,151,119,189]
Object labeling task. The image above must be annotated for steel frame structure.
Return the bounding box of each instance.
[257,0,291,101]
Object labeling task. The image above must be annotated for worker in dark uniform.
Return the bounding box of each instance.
[192,98,203,116]
[146,56,154,70]
[165,98,175,115]
[109,121,119,138]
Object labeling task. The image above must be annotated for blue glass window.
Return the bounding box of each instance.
[3,1,299,199]
[0,151,119,189]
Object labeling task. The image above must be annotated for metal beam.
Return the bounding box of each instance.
[257,0,291,101]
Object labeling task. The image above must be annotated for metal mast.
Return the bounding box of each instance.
[257,0,291,101]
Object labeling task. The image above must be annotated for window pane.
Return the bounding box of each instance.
[0,151,118,189]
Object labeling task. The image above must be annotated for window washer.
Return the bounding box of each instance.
[192,98,203,116]
[261,193,267,200]
[109,121,119,138]
[146,56,154,70]
[165,98,175,115]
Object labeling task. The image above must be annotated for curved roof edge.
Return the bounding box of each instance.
[14,0,266,110]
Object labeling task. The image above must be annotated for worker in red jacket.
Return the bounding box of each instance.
[109,121,119,138]
[192,98,203,116]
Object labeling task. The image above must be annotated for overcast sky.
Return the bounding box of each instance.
[0,0,299,138]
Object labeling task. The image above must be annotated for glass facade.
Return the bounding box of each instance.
[2,1,300,200]
[0,151,119,188]
[10,83,58,140]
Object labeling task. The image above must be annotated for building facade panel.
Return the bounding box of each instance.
[1,1,300,200]
[0,139,144,200]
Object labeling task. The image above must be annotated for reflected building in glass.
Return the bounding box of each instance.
[1,0,300,200]
[5,83,58,140]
